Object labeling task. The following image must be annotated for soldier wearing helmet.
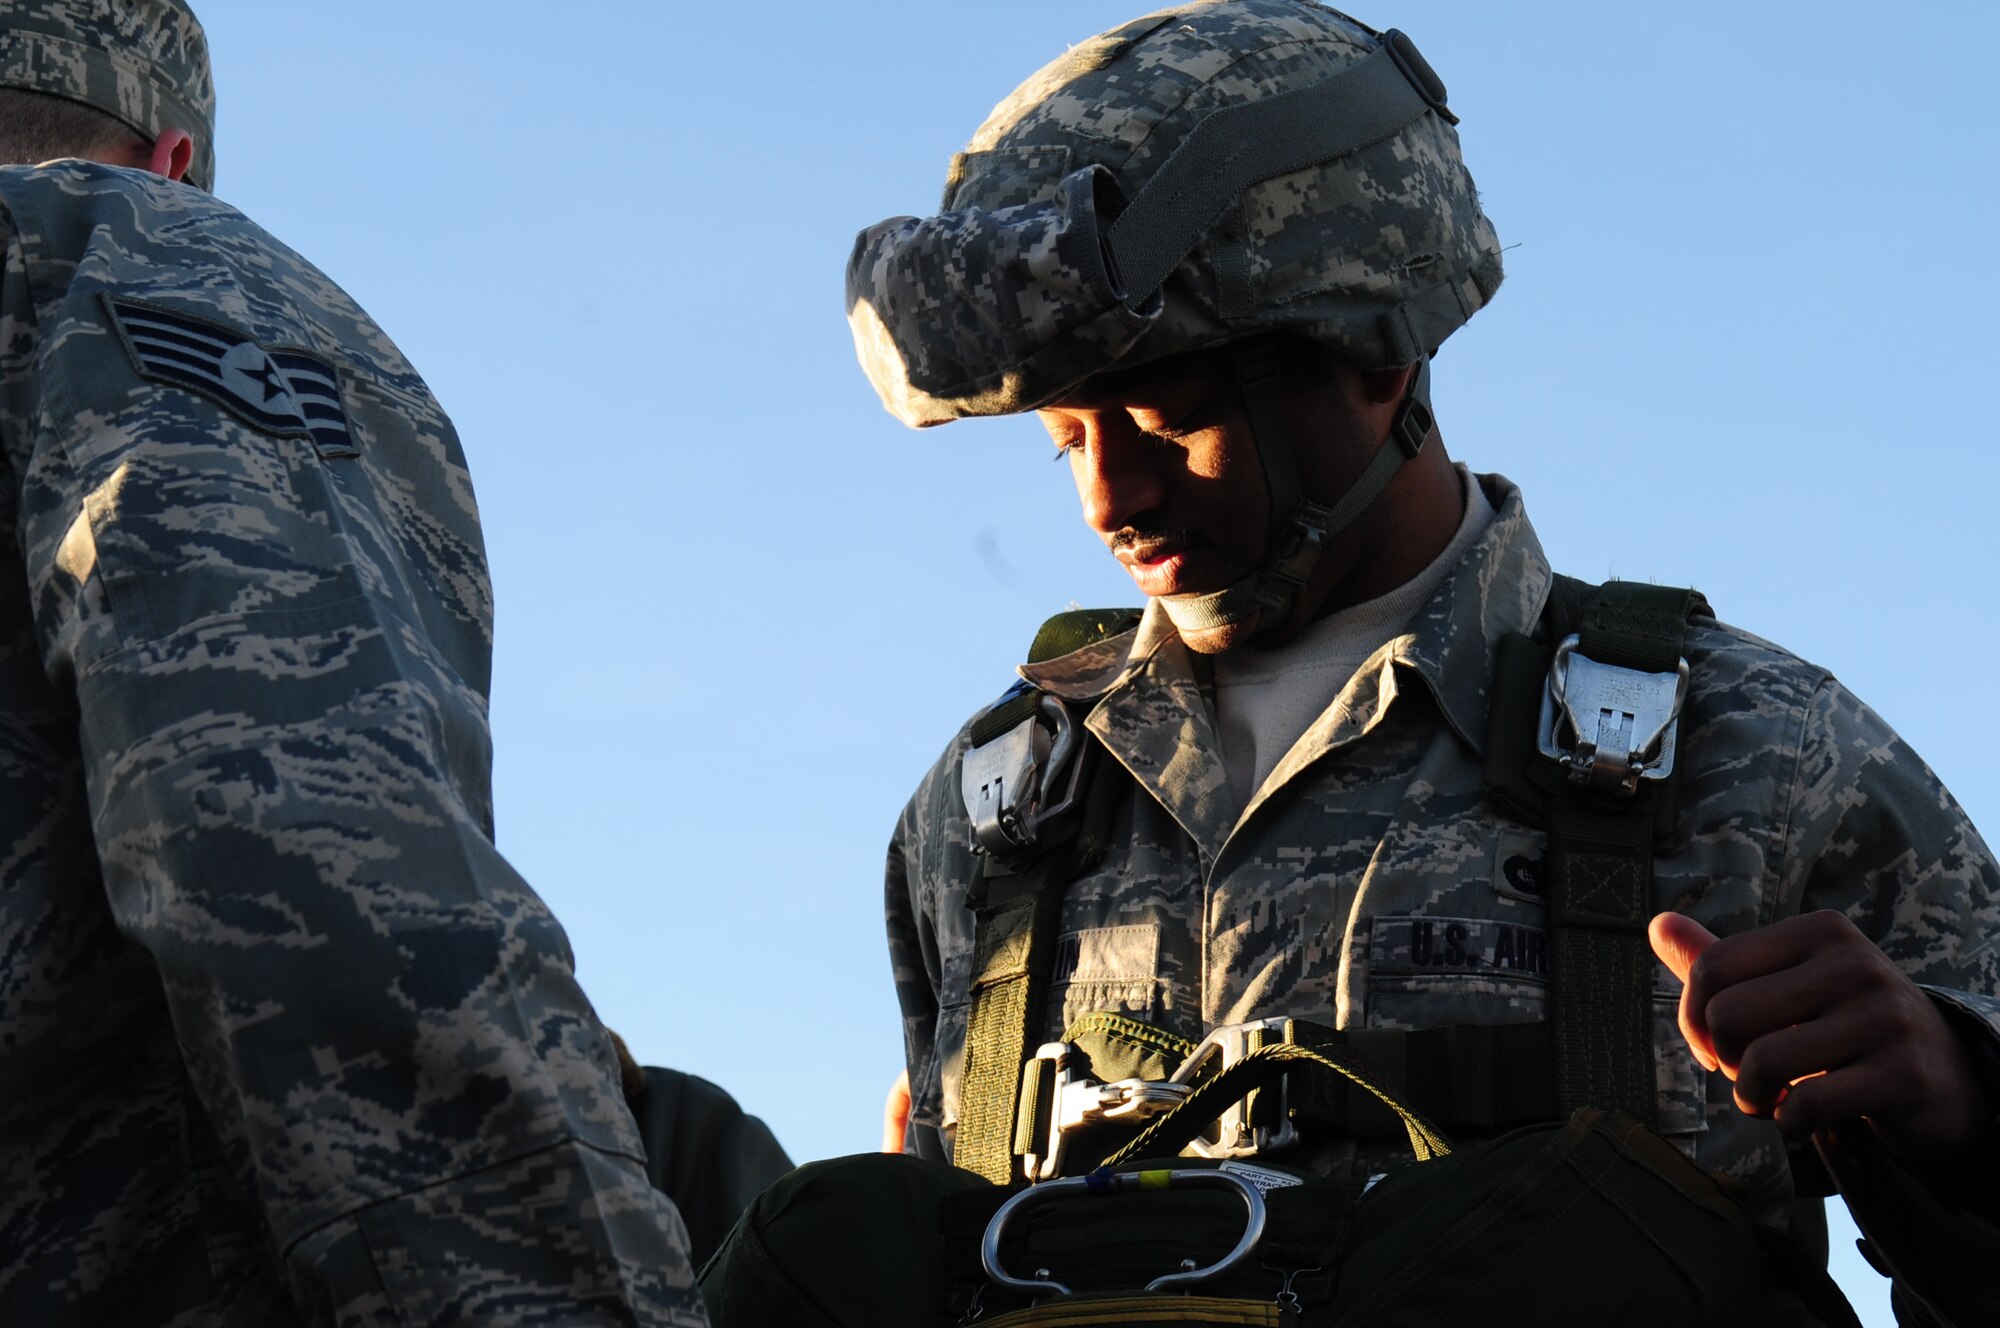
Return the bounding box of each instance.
[859,2,2000,1319]
[0,3,708,1323]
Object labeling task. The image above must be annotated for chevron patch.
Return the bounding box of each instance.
[105,296,356,458]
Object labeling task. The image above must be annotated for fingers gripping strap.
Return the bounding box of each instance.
[1106,1042,1453,1167]
[1105,38,1441,305]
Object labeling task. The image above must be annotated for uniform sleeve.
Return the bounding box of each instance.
[886,739,963,1161]
[887,786,943,1155]
[1781,677,2000,1321]
[0,224,707,1323]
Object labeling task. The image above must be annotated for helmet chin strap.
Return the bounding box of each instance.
[1160,342,1435,639]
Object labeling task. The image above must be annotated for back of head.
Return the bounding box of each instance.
[0,0,213,189]
[848,0,1502,428]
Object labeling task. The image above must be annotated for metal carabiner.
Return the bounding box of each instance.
[980,1167,1268,1298]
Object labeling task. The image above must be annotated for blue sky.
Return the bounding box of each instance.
[194,4,1997,1320]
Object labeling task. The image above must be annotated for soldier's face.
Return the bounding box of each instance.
[1038,349,1273,603]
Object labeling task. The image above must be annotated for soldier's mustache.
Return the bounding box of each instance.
[1109,524,1203,551]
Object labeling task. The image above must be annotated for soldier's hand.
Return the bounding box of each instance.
[882,1069,911,1154]
[1649,910,1989,1158]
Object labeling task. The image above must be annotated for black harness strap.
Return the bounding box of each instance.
[1277,1020,1557,1140]
[1484,579,1708,1126]
[1547,797,1663,1123]
[1547,581,1703,1124]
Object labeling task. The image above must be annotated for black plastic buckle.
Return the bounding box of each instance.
[1389,393,1434,458]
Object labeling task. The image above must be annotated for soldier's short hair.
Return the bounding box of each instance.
[0,0,215,190]
[0,85,147,166]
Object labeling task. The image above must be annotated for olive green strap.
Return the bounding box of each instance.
[959,853,1072,1184]
[957,609,1141,1184]
[1108,1042,1453,1167]
[1546,580,1701,1124]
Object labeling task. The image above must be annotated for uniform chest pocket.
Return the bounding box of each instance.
[1047,923,1160,1031]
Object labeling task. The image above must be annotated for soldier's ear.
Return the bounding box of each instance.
[1359,363,1418,406]
[147,129,194,183]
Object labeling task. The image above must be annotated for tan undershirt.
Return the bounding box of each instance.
[1212,466,1496,815]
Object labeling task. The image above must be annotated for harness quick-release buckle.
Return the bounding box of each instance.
[961,693,1087,861]
[1023,1018,1305,1181]
[1178,1019,1299,1158]
[1536,635,1690,797]
[1022,1041,1192,1182]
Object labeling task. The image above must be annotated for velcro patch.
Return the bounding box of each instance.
[1494,830,1547,904]
[1051,924,1159,984]
[106,296,356,458]
[1369,914,1549,979]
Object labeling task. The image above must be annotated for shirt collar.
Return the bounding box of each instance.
[1397,472,1553,754]
[1018,472,1554,759]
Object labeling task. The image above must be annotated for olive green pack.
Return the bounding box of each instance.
[699,1058,1860,1327]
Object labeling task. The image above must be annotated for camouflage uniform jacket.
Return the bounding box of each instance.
[0,164,705,1327]
[887,471,2000,1238]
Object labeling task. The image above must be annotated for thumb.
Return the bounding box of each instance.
[1649,912,1721,1073]
[1648,911,1716,984]
[882,1069,912,1154]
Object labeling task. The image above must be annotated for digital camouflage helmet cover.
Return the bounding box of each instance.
[846,0,1501,428]
[845,0,1505,637]
[0,0,215,191]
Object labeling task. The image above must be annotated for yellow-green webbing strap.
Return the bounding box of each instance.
[958,850,1072,1184]
[1107,1041,1453,1167]
[957,609,1142,1185]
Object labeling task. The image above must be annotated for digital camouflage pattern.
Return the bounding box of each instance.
[0,0,215,190]
[846,0,1503,427]
[0,162,704,1325]
[886,474,2000,1243]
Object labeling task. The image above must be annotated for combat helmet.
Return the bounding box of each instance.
[847,0,1503,637]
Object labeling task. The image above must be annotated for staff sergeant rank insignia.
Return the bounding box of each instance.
[106,296,356,458]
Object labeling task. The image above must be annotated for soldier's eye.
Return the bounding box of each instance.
[1136,408,1205,441]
